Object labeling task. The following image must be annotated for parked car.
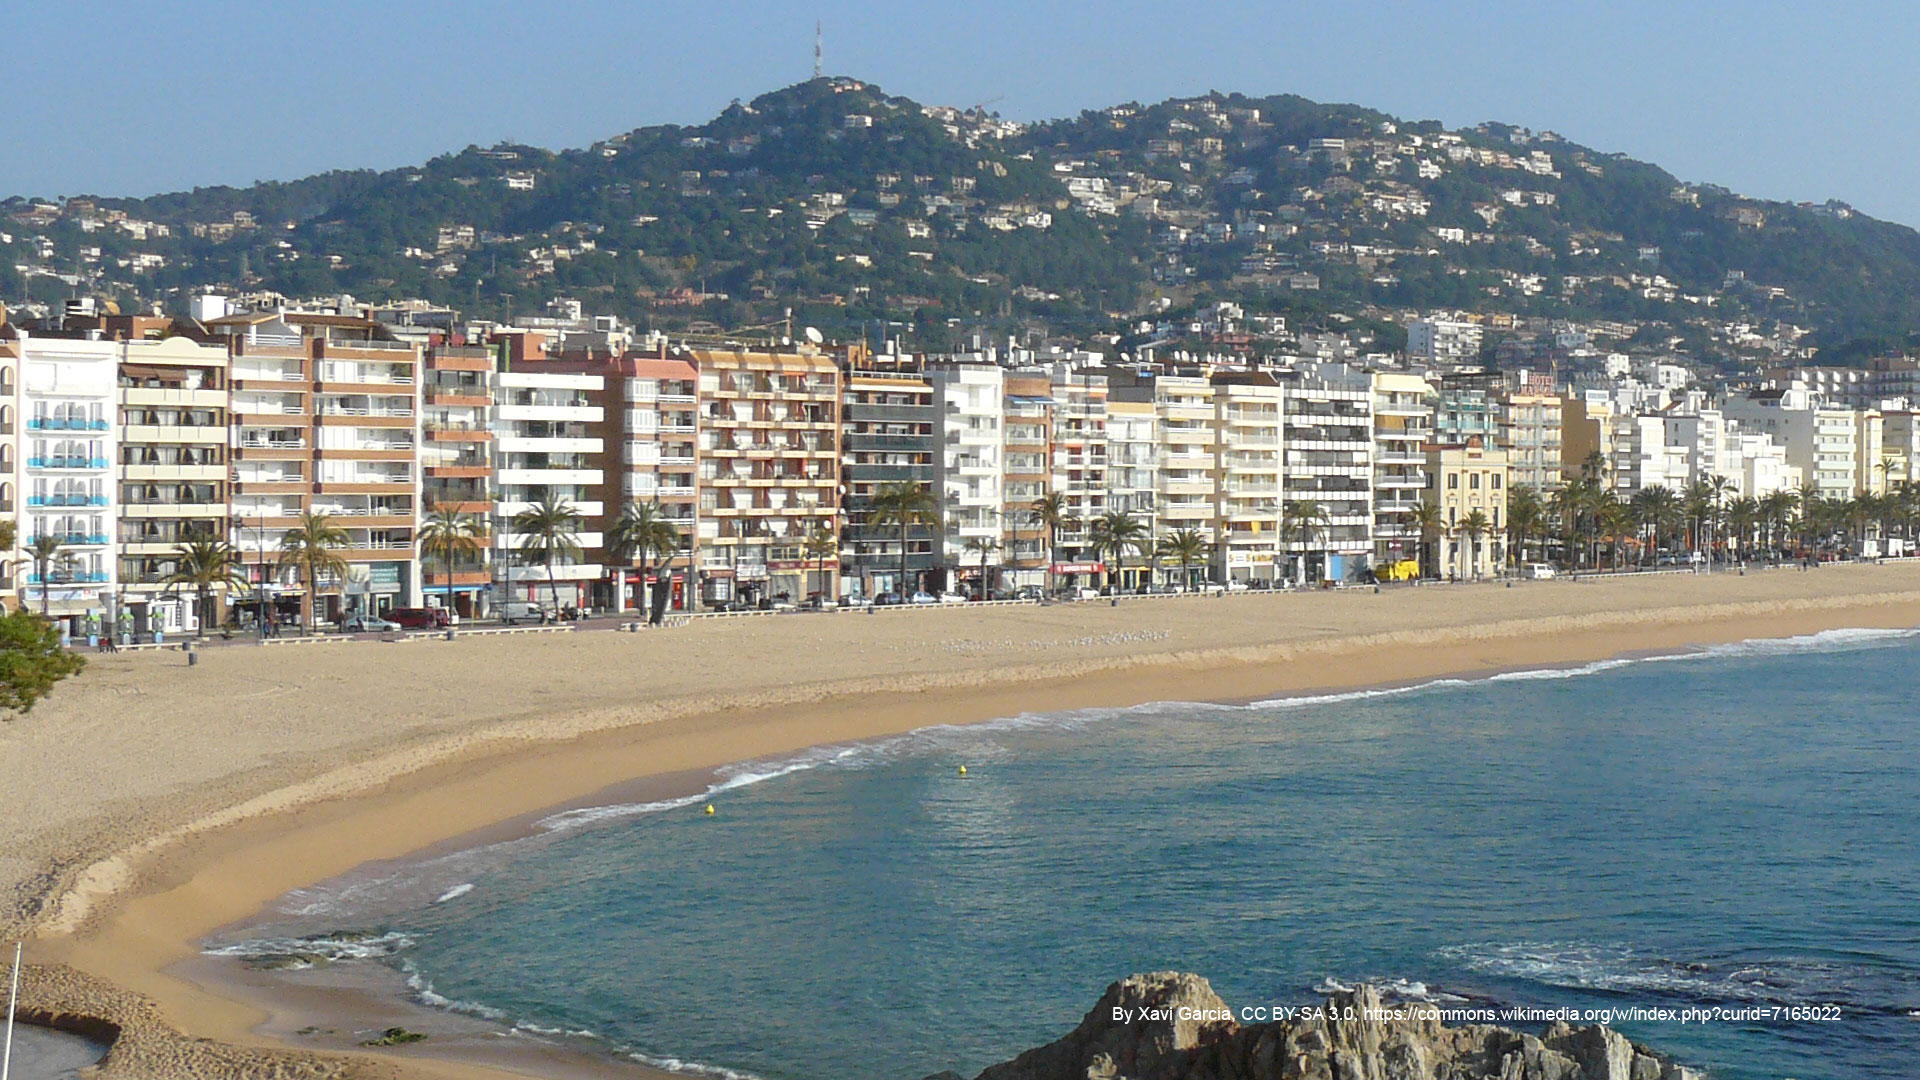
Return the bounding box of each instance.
[387,606,452,629]
[909,591,939,605]
[1524,563,1556,580]
[342,614,401,633]
[938,591,970,604]
[868,592,905,607]
[1013,585,1045,601]
[500,600,554,625]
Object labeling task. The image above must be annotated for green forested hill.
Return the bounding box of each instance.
[7,77,1920,357]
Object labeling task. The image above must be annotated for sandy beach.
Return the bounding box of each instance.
[9,562,1920,1080]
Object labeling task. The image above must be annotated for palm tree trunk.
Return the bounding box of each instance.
[899,523,910,599]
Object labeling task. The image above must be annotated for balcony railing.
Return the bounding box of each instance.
[29,533,111,546]
[28,457,110,469]
[27,571,110,584]
[26,418,110,431]
[27,495,109,507]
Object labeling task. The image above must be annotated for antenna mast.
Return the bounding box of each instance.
[814,21,823,78]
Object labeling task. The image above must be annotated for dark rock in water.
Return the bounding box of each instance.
[926,973,1701,1080]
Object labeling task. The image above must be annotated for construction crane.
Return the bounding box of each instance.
[967,95,1004,116]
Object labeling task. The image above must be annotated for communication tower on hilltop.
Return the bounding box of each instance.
[814,21,823,78]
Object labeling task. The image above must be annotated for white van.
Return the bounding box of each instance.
[1524,563,1556,580]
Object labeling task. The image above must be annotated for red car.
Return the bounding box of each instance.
[387,607,452,629]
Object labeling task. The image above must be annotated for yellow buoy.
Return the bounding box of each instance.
[704,804,716,815]
[957,765,968,777]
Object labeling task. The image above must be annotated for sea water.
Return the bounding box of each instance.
[217,629,1920,1080]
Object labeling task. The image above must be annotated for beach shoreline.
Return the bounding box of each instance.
[12,564,1920,1080]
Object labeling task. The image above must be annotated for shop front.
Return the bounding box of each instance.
[1050,560,1105,593]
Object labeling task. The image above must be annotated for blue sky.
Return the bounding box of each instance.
[6,1,1918,226]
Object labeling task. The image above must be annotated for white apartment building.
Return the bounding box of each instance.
[492,369,605,611]
[1104,399,1158,588]
[13,334,118,627]
[1722,385,1863,500]
[929,363,1004,571]
[1406,318,1483,363]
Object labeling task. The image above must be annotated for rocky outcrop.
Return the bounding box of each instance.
[928,973,1701,1080]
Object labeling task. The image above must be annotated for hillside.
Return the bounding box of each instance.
[6,76,1920,361]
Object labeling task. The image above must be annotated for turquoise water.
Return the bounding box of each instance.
[223,629,1920,1080]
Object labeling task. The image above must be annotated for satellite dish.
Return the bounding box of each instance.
[804,326,824,345]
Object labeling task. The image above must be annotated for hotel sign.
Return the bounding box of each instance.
[1050,561,1105,574]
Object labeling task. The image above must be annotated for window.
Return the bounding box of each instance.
[1491,474,1502,489]
[1447,473,1459,490]
[1469,473,1481,490]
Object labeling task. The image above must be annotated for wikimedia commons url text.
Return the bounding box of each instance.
[1113,1004,1847,1027]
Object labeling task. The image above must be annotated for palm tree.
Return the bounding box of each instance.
[1726,495,1759,562]
[1630,485,1680,566]
[25,535,64,617]
[1759,490,1796,557]
[1456,508,1492,580]
[418,506,483,623]
[868,481,943,599]
[163,540,247,637]
[962,535,1000,599]
[276,511,349,632]
[1026,492,1074,596]
[1156,527,1212,592]
[512,497,584,615]
[1411,499,1444,580]
[605,500,683,618]
[801,524,839,607]
[1506,484,1545,566]
[1087,509,1148,592]
[1280,500,1331,584]
[1597,495,1634,569]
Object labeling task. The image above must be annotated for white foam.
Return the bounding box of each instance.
[432,883,474,904]
[627,1051,767,1080]
[204,930,415,962]
[403,962,510,1021]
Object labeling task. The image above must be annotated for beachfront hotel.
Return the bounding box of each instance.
[1279,363,1375,583]
[999,370,1055,592]
[1371,370,1434,569]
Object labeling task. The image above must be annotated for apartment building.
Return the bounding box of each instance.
[117,336,231,634]
[1048,366,1107,588]
[691,348,840,607]
[217,312,423,626]
[930,363,1004,586]
[843,367,936,599]
[610,354,701,609]
[999,371,1054,589]
[420,342,495,617]
[0,337,15,613]
[13,334,118,626]
[1209,371,1282,583]
[1104,399,1158,587]
[1426,440,1509,580]
[1281,363,1374,582]
[1722,385,1862,500]
[1406,318,1483,363]
[1144,372,1218,558]
[1496,391,1563,490]
[492,368,605,613]
[1433,384,1497,444]
[1371,371,1432,567]
[525,346,703,613]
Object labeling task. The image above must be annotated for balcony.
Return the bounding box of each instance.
[28,457,110,470]
[27,494,109,507]
[26,417,110,431]
[27,571,110,584]
[29,533,111,546]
